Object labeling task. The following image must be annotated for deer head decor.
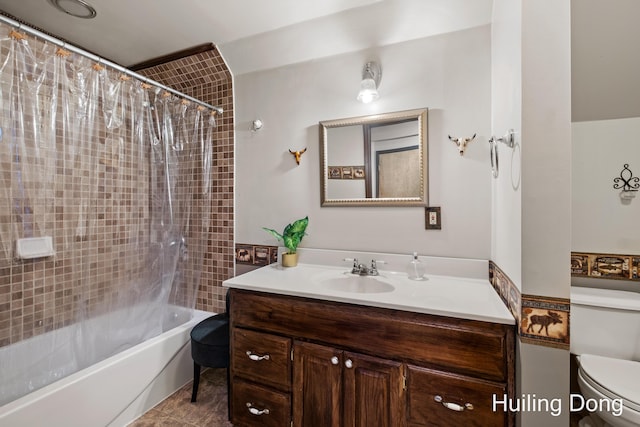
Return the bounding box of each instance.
[289,148,307,165]
[448,134,476,156]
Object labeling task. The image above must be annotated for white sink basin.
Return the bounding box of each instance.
[317,273,395,294]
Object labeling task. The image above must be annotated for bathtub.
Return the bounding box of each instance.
[0,306,212,427]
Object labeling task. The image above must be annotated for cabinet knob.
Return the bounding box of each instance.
[344,359,353,369]
[434,395,474,411]
[246,402,270,416]
[331,356,339,365]
[246,351,270,361]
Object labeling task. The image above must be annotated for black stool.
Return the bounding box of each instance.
[190,294,230,403]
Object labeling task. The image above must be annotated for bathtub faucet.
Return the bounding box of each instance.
[169,236,188,261]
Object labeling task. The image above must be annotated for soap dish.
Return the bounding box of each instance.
[16,236,55,259]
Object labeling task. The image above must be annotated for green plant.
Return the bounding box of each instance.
[263,216,309,254]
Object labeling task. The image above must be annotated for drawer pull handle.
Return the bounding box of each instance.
[331,356,339,365]
[246,402,270,416]
[344,359,353,369]
[434,395,474,412]
[246,351,270,361]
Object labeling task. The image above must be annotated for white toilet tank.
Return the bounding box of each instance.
[570,286,640,360]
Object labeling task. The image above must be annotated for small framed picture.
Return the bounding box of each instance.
[341,167,353,179]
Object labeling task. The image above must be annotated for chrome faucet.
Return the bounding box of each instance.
[345,258,383,276]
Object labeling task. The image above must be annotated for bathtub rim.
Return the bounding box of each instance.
[0,307,213,422]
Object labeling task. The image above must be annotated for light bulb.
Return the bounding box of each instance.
[357,78,379,103]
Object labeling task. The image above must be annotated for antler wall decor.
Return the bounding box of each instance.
[289,148,307,165]
[448,134,476,156]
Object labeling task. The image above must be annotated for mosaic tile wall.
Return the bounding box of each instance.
[0,28,161,347]
[0,30,234,347]
[136,48,235,314]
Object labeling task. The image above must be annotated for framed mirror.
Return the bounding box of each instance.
[319,108,428,206]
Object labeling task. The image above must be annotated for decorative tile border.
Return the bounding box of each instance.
[235,243,278,266]
[520,295,570,350]
[488,261,521,323]
[572,251,640,281]
[328,165,366,179]
[489,261,570,350]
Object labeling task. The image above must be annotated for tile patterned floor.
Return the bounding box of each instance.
[130,368,233,427]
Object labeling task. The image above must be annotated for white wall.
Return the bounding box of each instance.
[572,118,640,253]
[521,0,572,301]
[235,26,492,259]
[492,1,572,426]
[490,0,523,288]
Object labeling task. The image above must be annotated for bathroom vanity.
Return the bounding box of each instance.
[224,253,515,427]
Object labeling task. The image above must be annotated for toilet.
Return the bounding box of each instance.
[571,286,640,427]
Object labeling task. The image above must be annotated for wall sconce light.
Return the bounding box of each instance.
[613,163,639,204]
[357,62,381,104]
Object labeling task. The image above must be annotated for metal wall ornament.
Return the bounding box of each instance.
[613,163,639,203]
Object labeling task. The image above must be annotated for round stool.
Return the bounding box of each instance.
[189,310,229,402]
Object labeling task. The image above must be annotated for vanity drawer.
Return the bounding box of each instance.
[406,365,507,427]
[231,289,513,382]
[231,379,291,427]
[232,327,291,391]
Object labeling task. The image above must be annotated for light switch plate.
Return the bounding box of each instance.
[425,207,441,230]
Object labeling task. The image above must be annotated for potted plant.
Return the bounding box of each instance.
[263,216,309,267]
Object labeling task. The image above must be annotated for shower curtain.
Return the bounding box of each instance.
[0,25,215,403]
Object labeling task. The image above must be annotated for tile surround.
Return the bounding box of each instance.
[0,22,234,348]
[136,47,235,315]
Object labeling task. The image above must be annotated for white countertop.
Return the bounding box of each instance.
[224,256,515,325]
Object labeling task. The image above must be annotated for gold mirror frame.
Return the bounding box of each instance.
[319,108,428,207]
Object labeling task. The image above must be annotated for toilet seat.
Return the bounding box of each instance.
[579,354,640,412]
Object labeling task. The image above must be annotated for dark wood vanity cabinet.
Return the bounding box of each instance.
[229,289,515,427]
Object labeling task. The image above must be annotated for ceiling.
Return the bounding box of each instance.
[0,0,493,75]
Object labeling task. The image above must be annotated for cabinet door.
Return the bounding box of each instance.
[293,341,342,427]
[343,351,406,427]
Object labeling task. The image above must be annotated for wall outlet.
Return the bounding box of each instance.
[425,207,441,230]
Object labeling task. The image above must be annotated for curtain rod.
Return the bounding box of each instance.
[0,14,223,115]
